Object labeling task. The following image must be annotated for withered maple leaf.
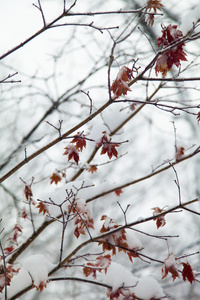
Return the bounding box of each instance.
[111,66,133,99]
[24,185,33,201]
[4,246,15,256]
[50,172,62,185]
[147,0,163,13]
[152,206,166,229]
[155,24,187,76]
[86,165,98,174]
[34,280,49,292]
[145,0,163,26]
[101,142,119,159]
[36,202,49,215]
[63,145,79,164]
[162,253,180,281]
[181,262,195,284]
[83,266,97,278]
[97,132,119,159]
[71,132,86,151]
[115,189,123,196]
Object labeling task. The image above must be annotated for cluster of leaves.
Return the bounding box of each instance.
[155,24,187,76]
[107,286,136,300]
[111,24,187,101]
[96,131,119,159]
[0,264,20,293]
[33,280,49,292]
[69,198,94,238]
[22,182,49,217]
[83,254,111,279]
[145,0,163,26]
[63,131,120,165]
[162,253,195,284]
[0,223,22,293]
[98,215,141,262]
[63,132,87,165]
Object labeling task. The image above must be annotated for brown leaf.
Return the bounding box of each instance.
[24,185,33,200]
[111,66,133,99]
[50,172,62,185]
[86,165,98,174]
[36,202,49,215]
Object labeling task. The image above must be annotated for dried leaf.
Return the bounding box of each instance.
[155,24,187,76]
[63,145,79,164]
[147,0,163,13]
[111,66,133,99]
[34,280,49,292]
[152,207,166,229]
[24,185,33,200]
[162,253,180,281]
[71,132,86,151]
[97,132,119,159]
[86,165,98,174]
[4,246,14,256]
[21,207,27,219]
[181,262,195,284]
[36,202,49,215]
[50,172,62,185]
[115,189,123,196]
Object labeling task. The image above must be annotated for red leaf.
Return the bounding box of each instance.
[12,224,23,243]
[13,224,23,233]
[155,24,187,76]
[4,246,14,256]
[71,199,94,238]
[71,132,86,151]
[101,143,119,159]
[181,262,195,284]
[36,202,49,215]
[96,132,119,160]
[111,66,133,99]
[152,207,166,229]
[50,172,62,185]
[63,145,79,164]
[162,253,180,281]
[115,189,123,196]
